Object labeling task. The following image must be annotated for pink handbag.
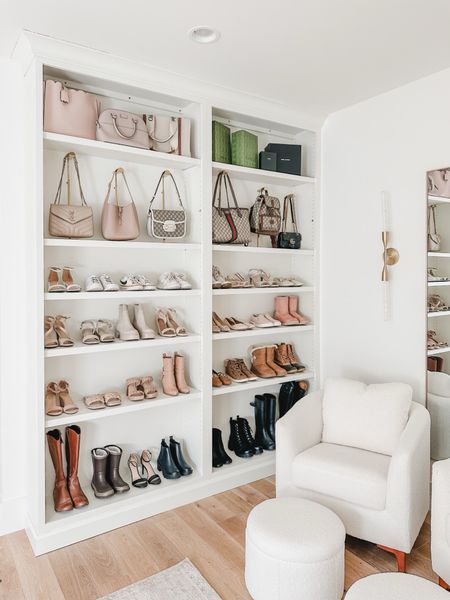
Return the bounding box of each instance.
[43,80,99,140]
[96,109,149,149]
[101,168,140,241]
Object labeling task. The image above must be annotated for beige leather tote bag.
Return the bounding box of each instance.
[44,80,99,140]
[101,168,140,241]
[97,110,149,149]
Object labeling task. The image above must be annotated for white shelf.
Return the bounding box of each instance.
[428,196,450,205]
[45,289,201,301]
[212,324,313,341]
[213,370,314,396]
[44,238,201,251]
[44,334,201,358]
[428,346,450,356]
[428,281,450,287]
[213,245,314,256]
[45,390,201,427]
[212,161,315,186]
[213,286,313,296]
[44,132,200,170]
[428,252,450,258]
[428,311,450,318]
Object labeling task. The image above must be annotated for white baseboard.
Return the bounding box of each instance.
[0,495,26,535]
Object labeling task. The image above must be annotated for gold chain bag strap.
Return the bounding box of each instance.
[101,168,140,241]
[428,204,441,252]
[147,170,186,239]
[48,152,94,239]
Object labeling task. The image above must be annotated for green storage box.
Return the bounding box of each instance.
[232,129,258,169]
[212,121,231,164]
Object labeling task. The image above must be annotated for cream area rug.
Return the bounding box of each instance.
[98,558,222,600]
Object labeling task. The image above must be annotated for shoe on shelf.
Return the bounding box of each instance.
[428,267,449,282]
[250,346,277,378]
[141,449,161,485]
[62,267,81,292]
[238,416,264,454]
[263,313,282,327]
[44,316,59,349]
[274,343,297,373]
[136,275,156,291]
[212,312,230,332]
[103,391,122,407]
[212,428,232,468]
[85,275,103,292]
[217,371,231,385]
[84,394,106,410]
[287,277,304,287]
[47,267,66,292]
[228,417,254,458]
[288,296,310,325]
[272,276,294,287]
[263,393,277,442]
[162,353,179,396]
[224,317,249,331]
[54,315,74,347]
[249,314,275,328]
[427,330,449,349]
[156,309,177,337]
[91,448,115,498]
[47,429,73,512]
[266,345,287,377]
[248,268,271,287]
[212,371,222,387]
[169,436,193,476]
[167,308,188,336]
[212,318,220,333]
[116,304,140,341]
[157,439,181,479]
[286,343,306,372]
[45,382,62,416]
[80,320,100,345]
[131,304,155,339]
[58,380,78,414]
[120,275,144,291]
[103,445,130,493]
[428,294,450,312]
[250,396,275,451]
[235,358,257,381]
[157,272,181,290]
[225,358,249,383]
[173,272,192,290]
[127,452,148,488]
[99,274,119,292]
[97,319,115,343]
[174,352,190,394]
[127,378,145,401]
[140,376,158,399]
[274,296,299,326]
[212,266,231,289]
[66,425,89,508]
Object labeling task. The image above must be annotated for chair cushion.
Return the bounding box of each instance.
[428,371,450,398]
[345,573,448,599]
[322,378,412,455]
[292,442,390,510]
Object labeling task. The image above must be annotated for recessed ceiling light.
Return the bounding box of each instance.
[188,26,221,44]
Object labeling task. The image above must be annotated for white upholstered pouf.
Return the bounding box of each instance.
[245,498,345,600]
[346,573,448,599]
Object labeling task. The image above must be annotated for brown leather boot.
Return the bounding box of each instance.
[274,296,298,326]
[274,343,297,373]
[266,345,287,377]
[174,352,190,394]
[288,296,310,325]
[286,343,306,372]
[162,353,178,396]
[236,358,257,381]
[65,425,89,508]
[46,429,73,512]
[225,358,248,382]
[250,347,277,378]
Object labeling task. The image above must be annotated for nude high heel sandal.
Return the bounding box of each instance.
[58,380,79,414]
[61,267,81,292]
[155,309,176,337]
[47,267,65,292]
[162,353,178,396]
[54,315,74,347]
[167,308,188,336]
[140,376,158,399]
[44,316,59,348]
[126,378,145,401]
[45,382,62,416]
[174,352,190,394]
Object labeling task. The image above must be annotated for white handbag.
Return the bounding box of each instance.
[428,169,450,198]
[96,109,149,149]
[428,205,442,252]
[144,114,191,157]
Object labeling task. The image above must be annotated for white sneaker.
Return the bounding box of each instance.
[173,272,192,290]
[157,272,181,290]
[85,275,103,292]
[99,274,119,292]
[120,275,144,291]
[136,275,156,291]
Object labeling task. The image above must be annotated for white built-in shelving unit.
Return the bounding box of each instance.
[16,32,320,554]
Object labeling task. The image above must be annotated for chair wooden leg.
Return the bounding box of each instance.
[377,544,407,572]
[439,577,450,590]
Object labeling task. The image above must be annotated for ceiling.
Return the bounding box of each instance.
[3,0,450,117]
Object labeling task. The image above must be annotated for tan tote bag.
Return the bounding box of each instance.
[101,168,140,241]
[48,152,94,239]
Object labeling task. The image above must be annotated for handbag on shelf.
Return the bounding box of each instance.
[428,204,441,252]
[101,168,140,241]
[48,152,94,239]
[147,170,187,239]
[44,80,99,140]
[277,194,302,250]
[428,168,450,198]
[249,187,281,236]
[96,109,149,149]
[144,114,191,157]
[212,171,251,245]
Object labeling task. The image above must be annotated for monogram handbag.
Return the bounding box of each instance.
[212,171,251,245]
[48,152,94,239]
[144,114,191,157]
[428,168,450,198]
[277,194,302,250]
[428,204,441,252]
[249,187,281,236]
[44,80,99,140]
[96,109,149,149]
[101,168,140,241]
[147,170,186,239]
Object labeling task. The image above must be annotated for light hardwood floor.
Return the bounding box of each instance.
[0,476,435,599]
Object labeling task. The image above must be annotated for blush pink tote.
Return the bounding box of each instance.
[44,80,99,140]
[101,168,140,241]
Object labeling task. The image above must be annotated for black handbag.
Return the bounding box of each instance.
[277,194,302,249]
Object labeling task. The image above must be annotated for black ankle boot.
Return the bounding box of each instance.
[228,417,254,458]
[250,396,275,450]
[157,439,181,479]
[237,416,263,455]
[212,428,232,468]
[263,393,276,443]
[169,436,193,476]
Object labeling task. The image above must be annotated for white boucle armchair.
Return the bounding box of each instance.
[431,459,450,590]
[276,379,431,572]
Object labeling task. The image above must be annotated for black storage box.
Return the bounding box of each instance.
[265,143,302,175]
[259,151,277,171]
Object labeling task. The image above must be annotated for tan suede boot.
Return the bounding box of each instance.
[250,347,277,378]
[274,296,298,326]
[162,353,178,396]
[274,343,297,373]
[288,296,310,325]
[174,352,190,394]
[266,345,287,377]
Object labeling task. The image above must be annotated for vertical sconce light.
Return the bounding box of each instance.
[381,191,400,320]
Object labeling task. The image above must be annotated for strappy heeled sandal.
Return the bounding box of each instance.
[80,320,100,345]
[58,380,78,414]
[212,266,231,289]
[103,391,122,407]
[45,382,62,416]
[212,312,230,332]
[428,294,450,312]
[61,267,81,292]
[96,319,115,343]
[140,376,158,399]
[427,330,448,349]
[248,269,271,287]
[155,309,176,337]
[54,315,74,347]
[47,267,66,292]
[167,308,188,336]
[127,453,148,488]
[127,378,145,401]
[141,449,161,485]
[83,394,105,410]
[44,316,59,348]
[428,267,449,282]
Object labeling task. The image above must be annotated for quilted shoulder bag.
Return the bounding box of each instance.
[96,109,149,149]
[428,169,450,198]
[428,204,441,252]
[147,170,186,239]
[101,168,140,241]
[212,171,251,245]
[277,194,302,250]
[249,187,281,236]
[48,152,94,239]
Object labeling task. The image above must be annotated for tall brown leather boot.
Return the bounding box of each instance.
[46,429,73,512]
[65,425,89,508]
[250,346,277,378]
[266,345,287,377]
[274,343,297,373]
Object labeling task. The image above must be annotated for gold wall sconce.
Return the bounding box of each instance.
[381,192,400,320]
[382,231,400,282]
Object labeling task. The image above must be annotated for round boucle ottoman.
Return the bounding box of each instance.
[345,573,448,599]
[245,498,345,600]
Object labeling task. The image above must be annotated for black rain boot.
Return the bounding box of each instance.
[228,417,254,458]
[157,439,181,479]
[237,416,263,455]
[169,436,193,476]
[212,428,232,468]
[104,445,130,493]
[263,393,277,444]
[250,396,275,450]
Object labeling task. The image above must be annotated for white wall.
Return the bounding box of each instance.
[0,58,27,533]
[320,67,450,403]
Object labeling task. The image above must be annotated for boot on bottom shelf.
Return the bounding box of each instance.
[212,428,232,468]
[157,439,181,479]
[228,417,254,458]
[250,396,276,451]
[47,429,73,512]
[169,436,193,476]
[263,393,277,443]
[278,380,310,419]
[104,445,130,493]
[65,425,89,508]
[237,416,263,455]
[91,448,114,498]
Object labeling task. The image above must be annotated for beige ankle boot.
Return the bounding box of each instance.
[162,353,178,396]
[274,296,298,326]
[132,304,155,339]
[174,352,190,394]
[250,346,277,378]
[116,304,139,341]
